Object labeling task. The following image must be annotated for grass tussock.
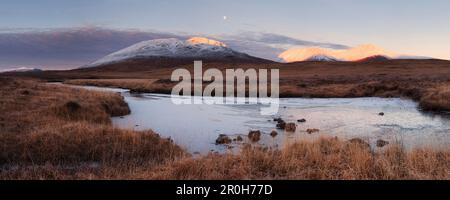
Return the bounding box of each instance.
[419,84,450,111]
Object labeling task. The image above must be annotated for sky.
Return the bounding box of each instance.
[1,0,449,69]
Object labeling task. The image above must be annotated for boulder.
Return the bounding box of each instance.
[297,119,306,123]
[276,120,286,129]
[215,134,231,144]
[285,123,296,132]
[270,130,278,137]
[379,112,385,116]
[376,139,389,147]
[248,130,261,142]
[306,128,319,134]
[236,135,243,141]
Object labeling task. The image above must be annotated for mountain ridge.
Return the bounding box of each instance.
[85,37,270,68]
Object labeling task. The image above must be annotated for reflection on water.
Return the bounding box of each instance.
[64,84,450,154]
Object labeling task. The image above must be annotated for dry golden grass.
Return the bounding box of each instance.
[420,84,450,111]
[0,122,184,166]
[146,138,450,180]
[0,77,449,180]
[0,77,185,179]
[65,78,156,90]
[0,78,131,131]
[0,122,185,179]
[4,137,447,180]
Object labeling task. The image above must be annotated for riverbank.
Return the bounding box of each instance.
[64,78,450,112]
[1,78,449,179]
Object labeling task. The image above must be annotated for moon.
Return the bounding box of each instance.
[223,16,227,20]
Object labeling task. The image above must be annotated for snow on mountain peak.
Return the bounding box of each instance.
[278,44,397,62]
[187,37,227,47]
[278,47,333,62]
[0,67,42,73]
[305,54,338,62]
[87,37,240,67]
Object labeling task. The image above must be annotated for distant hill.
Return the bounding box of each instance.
[276,44,437,63]
[356,55,391,62]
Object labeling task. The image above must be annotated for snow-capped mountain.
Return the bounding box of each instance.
[86,37,266,67]
[278,44,398,62]
[0,67,42,73]
[305,55,338,62]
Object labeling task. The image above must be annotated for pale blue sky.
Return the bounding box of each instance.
[1,0,449,59]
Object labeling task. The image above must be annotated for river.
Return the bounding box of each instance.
[64,84,450,154]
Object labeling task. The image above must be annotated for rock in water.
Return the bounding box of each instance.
[306,128,319,134]
[248,130,261,142]
[285,123,296,132]
[270,130,278,137]
[297,119,306,123]
[276,120,286,129]
[273,117,283,122]
[216,134,231,144]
